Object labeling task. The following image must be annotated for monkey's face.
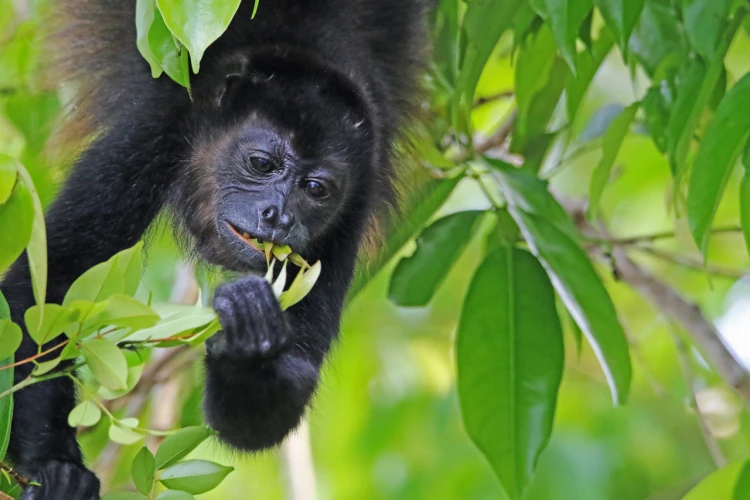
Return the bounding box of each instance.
[213,120,354,271]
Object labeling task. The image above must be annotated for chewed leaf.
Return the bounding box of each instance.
[280,261,321,310]
[271,244,292,261]
[264,259,276,284]
[288,253,310,269]
[272,260,288,299]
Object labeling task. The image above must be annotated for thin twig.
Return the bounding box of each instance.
[596,226,743,247]
[0,460,29,489]
[635,247,748,280]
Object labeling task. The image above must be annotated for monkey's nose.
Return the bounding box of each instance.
[261,205,294,231]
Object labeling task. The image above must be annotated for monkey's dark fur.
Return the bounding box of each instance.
[0,1,430,498]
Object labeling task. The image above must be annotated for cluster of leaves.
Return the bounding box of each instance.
[102,427,232,500]
[356,0,750,498]
[136,0,259,90]
[254,239,323,311]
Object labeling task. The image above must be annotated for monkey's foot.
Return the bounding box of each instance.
[19,461,100,500]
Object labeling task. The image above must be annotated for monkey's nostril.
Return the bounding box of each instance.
[261,206,278,221]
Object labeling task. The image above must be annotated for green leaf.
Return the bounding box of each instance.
[136,0,165,78]
[109,420,144,445]
[0,179,33,273]
[24,304,78,345]
[32,357,62,377]
[0,320,22,360]
[566,29,615,124]
[666,11,741,176]
[279,261,322,311]
[159,460,233,495]
[594,0,645,50]
[683,461,745,499]
[0,154,16,205]
[157,492,195,500]
[628,0,687,77]
[457,247,564,499]
[102,492,150,500]
[389,211,484,307]
[155,0,242,73]
[534,0,594,74]
[350,176,463,298]
[155,427,214,470]
[63,243,144,306]
[84,295,159,332]
[82,339,128,391]
[688,73,750,255]
[67,401,102,428]
[734,460,750,500]
[124,308,216,343]
[683,0,732,61]
[149,7,190,87]
[0,292,12,461]
[454,0,524,121]
[587,102,639,221]
[132,447,156,496]
[496,168,632,405]
[16,151,47,308]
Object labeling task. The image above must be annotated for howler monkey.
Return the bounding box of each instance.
[0,1,430,498]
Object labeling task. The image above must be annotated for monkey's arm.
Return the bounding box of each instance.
[203,237,360,451]
[0,103,184,499]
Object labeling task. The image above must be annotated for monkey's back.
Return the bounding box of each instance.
[52,0,429,143]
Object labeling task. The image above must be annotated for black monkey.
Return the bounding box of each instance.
[0,1,429,498]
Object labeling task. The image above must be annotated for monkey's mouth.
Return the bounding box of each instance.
[225,222,266,254]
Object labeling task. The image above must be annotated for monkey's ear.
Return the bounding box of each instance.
[216,74,244,108]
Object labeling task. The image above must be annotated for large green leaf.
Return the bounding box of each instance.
[0,291,12,460]
[0,179,33,273]
[688,73,750,255]
[24,304,78,345]
[15,162,47,309]
[82,339,129,391]
[389,211,484,307]
[156,0,242,74]
[594,0,646,50]
[132,447,156,495]
[457,247,564,499]
[494,165,632,405]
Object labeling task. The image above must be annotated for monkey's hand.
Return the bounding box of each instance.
[208,275,292,362]
[19,461,100,500]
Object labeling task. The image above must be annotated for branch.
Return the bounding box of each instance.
[0,460,29,489]
[562,200,750,403]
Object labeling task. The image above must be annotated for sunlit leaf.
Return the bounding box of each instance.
[124,308,216,343]
[279,261,321,310]
[136,0,165,78]
[389,211,484,307]
[688,73,750,255]
[82,338,129,391]
[109,420,144,445]
[683,460,745,499]
[24,304,78,345]
[272,260,288,299]
[0,320,22,360]
[67,400,102,428]
[63,243,144,306]
[16,162,47,308]
[31,357,62,376]
[457,247,564,499]
[155,0,242,73]
[155,426,214,470]
[159,460,233,495]
[494,164,632,405]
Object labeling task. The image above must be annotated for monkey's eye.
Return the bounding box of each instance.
[304,179,330,198]
[250,157,274,173]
